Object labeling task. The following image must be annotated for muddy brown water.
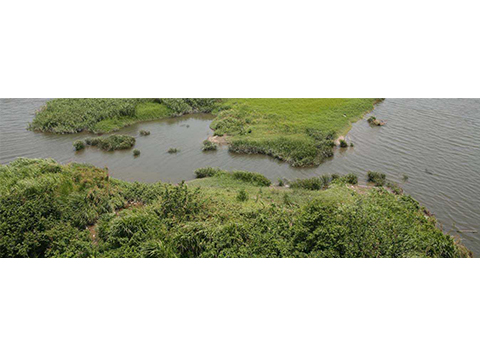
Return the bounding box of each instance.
[1,98,479,255]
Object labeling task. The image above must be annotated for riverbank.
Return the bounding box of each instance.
[0,158,471,258]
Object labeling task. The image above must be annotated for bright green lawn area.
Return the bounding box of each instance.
[211,98,381,166]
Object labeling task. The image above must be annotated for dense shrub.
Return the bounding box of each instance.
[343,173,358,185]
[231,171,271,187]
[367,171,387,186]
[290,175,332,190]
[339,139,348,148]
[133,149,141,156]
[194,167,222,178]
[139,130,151,136]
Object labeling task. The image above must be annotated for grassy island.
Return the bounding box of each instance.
[30,98,380,166]
[0,158,470,258]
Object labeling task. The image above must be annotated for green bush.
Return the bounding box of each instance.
[194,167,222,178]
[290,175,331,190]
[343,173,358,185]
[231,171,271,187]
[339,139,348,148]
[139,130,151,136]
[133,149,141,156]
[73,140,85,151]
[367,171,387,186]
[202,140,217,151]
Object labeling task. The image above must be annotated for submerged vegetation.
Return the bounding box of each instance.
[84,135,136,151]
[139,130,151,136]
[167,148,180,154]
[0,159,469,258]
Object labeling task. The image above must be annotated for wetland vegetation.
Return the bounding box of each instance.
[0,159,470,258]
[30,98,380,166]
[3,98,472,258]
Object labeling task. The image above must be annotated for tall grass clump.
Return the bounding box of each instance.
[202,140,217,151]
[367,171,387,186]
[85,135,135,151]
[194,167,222,178]
[290,174,332,190]
[231,171,271,187]
[139,130,151,136]
[73,140,85,151]
[133,149,141,157]
[339,139,348,148]
[236,189,248,202]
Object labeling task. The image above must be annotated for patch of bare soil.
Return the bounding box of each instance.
[207,135,229,145]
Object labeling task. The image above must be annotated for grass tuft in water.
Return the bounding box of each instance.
[202,140,217,151]
[73,140,85,151]
[84,135,136,151]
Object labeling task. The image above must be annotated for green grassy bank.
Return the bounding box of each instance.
[0,158,469,258]
[29,98,380,166]
[29,98,218,134]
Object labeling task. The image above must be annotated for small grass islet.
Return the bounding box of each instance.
[73,140,85,151]
[367,116,386,126]
[167,148,180,154]
[339,139,349,148]
[133,149,141,157]
[139,130,151,136]
[84,135,136,151]
[202,140,217,151]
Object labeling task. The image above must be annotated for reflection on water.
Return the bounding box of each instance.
[1,98,479,255]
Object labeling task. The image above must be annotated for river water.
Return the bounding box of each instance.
[1,98,479,255]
